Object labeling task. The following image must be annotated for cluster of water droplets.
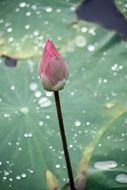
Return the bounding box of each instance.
[94,160,127,184]
[29,82,52,109]
[0,158,34,188]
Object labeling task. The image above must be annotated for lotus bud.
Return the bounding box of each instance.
[38,39,69,91]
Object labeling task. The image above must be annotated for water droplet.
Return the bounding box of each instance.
[31,5,37,11]
[86,121,90,126]
[81,27,88,33]
[45,91,53,97]
[85,130,88,134]
[49,146,53,149]
[21,173,27,178]
[19,2,26,8]
[36,10,40,15]
[9,178,13,181]
[7,27,13,33]
[34,90,42,98]
[121,148,125,152]
[39,121,44,126]
[111,64,118,71]
[87,45,95,52]
[26,12,31,16]
[10,86,15,90]
[0,161,2,166]
[16,175,21,180]
[20,107,29,114]
[8,37,14,42]
[4,113,10,118]
[75,35,87,47]
[3,176,7,180]
[29,83,38,91]
[46,115,50,119]
[16,142,20,146]
[38,97,51,108]
[107,136,111,140]
[15,8,20,12]
[24,133,28,138]
[28,133,32,137]
[45,7,53,13]
[33,30,39,36]
[70,92,74,96]
[70,6,75,11]
[27,169,34,173]
[5,23,11,27]
[105,102,114,109]
[4,170,9,176]
[94,160,118,170]
[103,79,108,83]
[69,144,73,148]
[0,19,4,24]
[25,25,30,29]
[55,164,61,168]
[6,161,10,164]
[74,120,81,127]
[18,147,22,151]
[56,8,61,13]
[116,174,127,183]
[88,28,96,35]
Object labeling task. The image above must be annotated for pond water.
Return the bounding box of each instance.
[77,0,127,39]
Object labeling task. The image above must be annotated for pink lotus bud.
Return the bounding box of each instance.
[38,39,69,91]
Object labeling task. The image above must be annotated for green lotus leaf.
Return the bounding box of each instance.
[0,0,127,190]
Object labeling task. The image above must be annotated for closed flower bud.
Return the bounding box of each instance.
[38,39,69,91]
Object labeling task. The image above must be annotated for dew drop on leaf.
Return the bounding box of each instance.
[38,97,52,108]
[29,82,38,91]
[21,173,27,178]
[26,12,31,16]
[75,35,87,47]
[0,19,4,24]
[19,2,26,8]
[86,121,90,126]
[56,8,61,13]
[115,174,127,183]
[46,115,50,119]
[10,86,15,90]
[31,5,37,11]
[105,102,114,109]
[8,37,14,42]
[20,107,29,114]
[81,27,88,33]
[7,27,13,32]
[34,90,42,98]
[45,7,53,13]
[55,164,61,169]
[94,160,118,170]
[45,91,53,97]
[9,178,13,182]
[18,147,22,151]
[25,25,30,29]
[87,45,96,52]
[39,121,44,126]
[16,175,21,180]
[74,120,81,127]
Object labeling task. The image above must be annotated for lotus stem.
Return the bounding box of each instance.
[54,91,76,190]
